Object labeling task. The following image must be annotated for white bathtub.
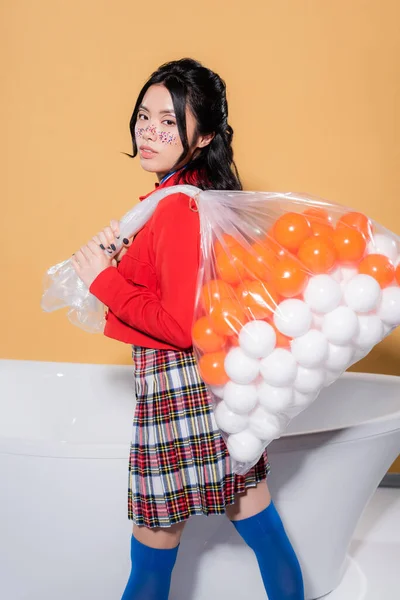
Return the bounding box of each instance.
[0,359,399,600]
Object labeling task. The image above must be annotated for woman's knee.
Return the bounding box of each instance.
[226,479,271,522]
[133,521,186,550]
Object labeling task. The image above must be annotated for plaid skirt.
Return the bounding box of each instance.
[128,346,270,529]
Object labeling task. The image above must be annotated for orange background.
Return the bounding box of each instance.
[1,1,399,469]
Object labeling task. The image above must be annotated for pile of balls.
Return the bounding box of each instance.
[193,208,400,468]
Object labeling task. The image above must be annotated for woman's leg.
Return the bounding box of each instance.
[121,521,186,600]
[226,480,304,599]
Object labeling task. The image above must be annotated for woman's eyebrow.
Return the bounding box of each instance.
[139,104,175,116]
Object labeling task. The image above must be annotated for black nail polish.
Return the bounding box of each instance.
[116,235,121,239]
[111,244,116,251]
[107,248,113,254]
[100,244,105,250]
[123,238,129,245]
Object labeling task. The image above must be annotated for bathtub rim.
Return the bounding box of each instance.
[0,363,399,459]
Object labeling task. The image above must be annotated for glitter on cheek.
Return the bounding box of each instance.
[158,131,179,145]
[147,124,158,137]
[135,123,159,139]
[135,122,179,146]
[135,126,145,139]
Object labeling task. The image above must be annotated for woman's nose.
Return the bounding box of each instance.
[143,124,157,141]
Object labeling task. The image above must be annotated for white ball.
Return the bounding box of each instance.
[343,274,381,314]
[257,382,293,412]
[367,234,398,263]
[292,390,318,410]
[294,366,325,394]
[355,315,384,349]
[353,346,373,364]
[224,347,260,384]
[291,329,329,367]
[274,299,312,338]
[312,312,325,330]
[239,320,276,359]
[304,275,342,314]
[325,343,355,371]
[285,405,302,418]
[330,268,343,283]
[324,369,342,387]
[227,430,263,463]
[323,306,359,345]
[286,390,318,417]
[378,286,400,326]
[260,348,298,387]
[214,401,248,434]
[248,407,283,442]
[223,381,258,415]
[340,267,358,283]
[210,385,225,399]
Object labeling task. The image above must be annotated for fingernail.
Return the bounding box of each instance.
[107,248,113,254]
[116,235,121,239]
[100,244,105,250]
[123,238,129,245]
[111,244,116,251]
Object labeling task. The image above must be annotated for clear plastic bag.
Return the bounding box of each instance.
[42,185,400,475]
[41,184,201,332]
[192,190,400,474]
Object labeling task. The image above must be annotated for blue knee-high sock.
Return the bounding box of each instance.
[121,534,179,600]
[232,502,304,599]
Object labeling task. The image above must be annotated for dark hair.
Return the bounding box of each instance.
[127,58,242,191]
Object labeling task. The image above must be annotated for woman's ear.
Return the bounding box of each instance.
[197,132,215,149]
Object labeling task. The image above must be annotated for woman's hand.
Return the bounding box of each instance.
[91,220,134,262]
[72,221,134,288]
[107,220,134,263]
[72,241,116,289]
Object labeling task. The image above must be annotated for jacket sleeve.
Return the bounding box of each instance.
[89,194,200,348]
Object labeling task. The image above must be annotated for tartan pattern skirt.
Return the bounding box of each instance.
[128,346,270,529]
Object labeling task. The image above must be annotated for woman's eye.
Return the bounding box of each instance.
[138,113,148,121]
[163,120,176,126]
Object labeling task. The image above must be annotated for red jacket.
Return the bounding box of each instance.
[89,170,201,350]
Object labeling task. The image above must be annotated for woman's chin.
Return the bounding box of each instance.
[139,158,160,173]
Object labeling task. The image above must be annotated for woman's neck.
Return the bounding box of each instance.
[157,164,188,184]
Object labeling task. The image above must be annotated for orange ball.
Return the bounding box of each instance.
[358,254,395,288]
[230,334,240,347]
[215,244,246,285]
[209,297,247,337]
[271,256,309,298]
[337,211,372,238]
[273,212,312,253]
[298,236,337,274]
[396,263,400,286]
[198,351,229,386]
[236,280,280,320]
[310,220,334,238]
[214,234,240,256]
[333,227,366,265]
[192,317,226,353]
[303,207,334,238]
[303,207,331,222]
[244,241,279,280]
[264,234,287,260]
[201,280,235,313]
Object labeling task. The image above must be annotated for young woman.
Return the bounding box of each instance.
[72,58,304,600]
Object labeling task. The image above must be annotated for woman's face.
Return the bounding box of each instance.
[134,84,210,180]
